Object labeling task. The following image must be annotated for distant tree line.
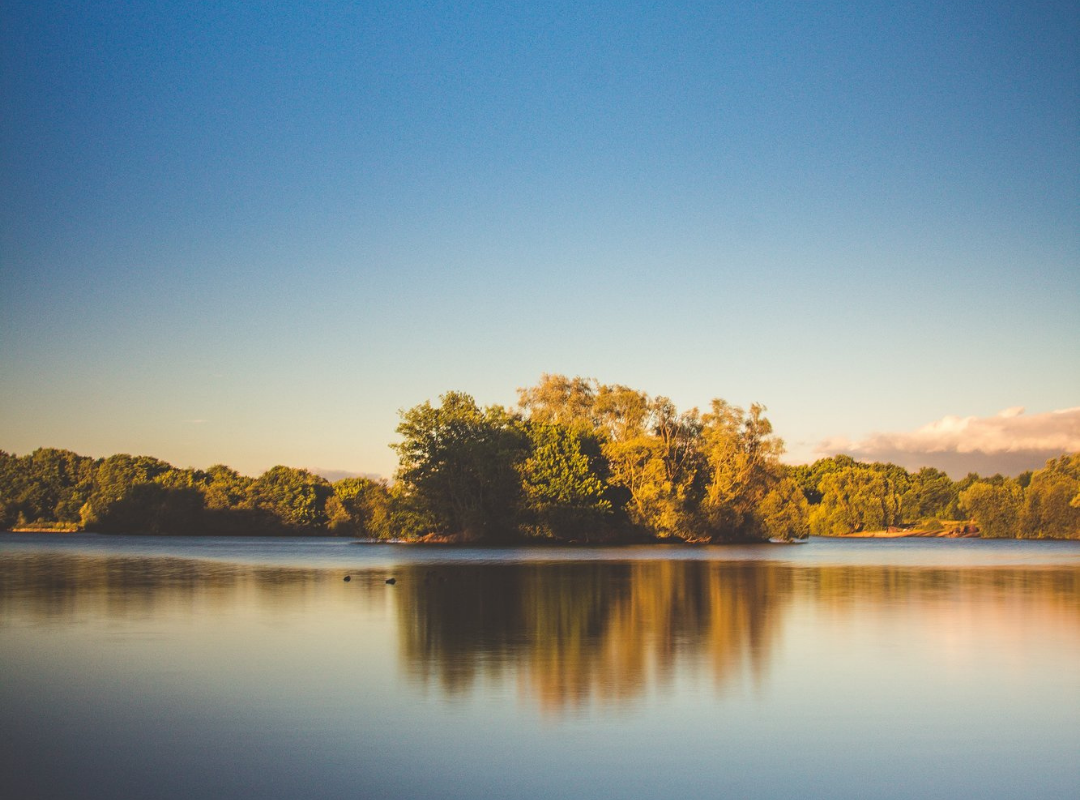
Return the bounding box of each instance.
[2,375,1077,541]
[0,449,396,537]
[790,452,1080,539]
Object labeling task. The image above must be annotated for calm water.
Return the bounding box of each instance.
[2,535,1078,800]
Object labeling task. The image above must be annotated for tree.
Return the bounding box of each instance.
[393,392,528,541]
[202,465,253,510]
[649,397,706,536]
[594,384,651,443]
[517,374,598,429]
[1018,455,1080,539]
[959,480,1023,539]
[758,478,810,540]
[574,384,673,533]
[901,467,959,521]
[24,448,95,522]
[328,477,394,538]
[698,400,784,540]
[601,434,668,532]
[79,454,176,530]
[519,422,612,539]
[809,466,903,536]
[791,455,859,505]
[87,482,206,535]
[518,379,709,539]
[0,450,28,527]
[244,466,333,531]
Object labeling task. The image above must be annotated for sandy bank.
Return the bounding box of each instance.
[830,525,980,539]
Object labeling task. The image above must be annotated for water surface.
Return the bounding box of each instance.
[2,534,1078,799]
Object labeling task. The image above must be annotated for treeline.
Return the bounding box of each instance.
[791,453,1080,539]
[389,375,1079,541]
[2,374,1078,540]
[390,375,805,542]
[0,449,395,537]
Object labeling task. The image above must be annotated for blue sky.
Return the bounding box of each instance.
[2,0,1078,478]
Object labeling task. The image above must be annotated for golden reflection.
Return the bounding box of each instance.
[3,552,1077,716]
[395,561,794,711]
[394,561,1080,713]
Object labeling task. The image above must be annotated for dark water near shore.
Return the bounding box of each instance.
[2,534,1078,799]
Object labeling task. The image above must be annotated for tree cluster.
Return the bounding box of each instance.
[391,374,804,542]
[0,449,393,537]
[390,372,1078,542]
[957,454,1080,540]
[3,376,1077,541]
[792,453,1080,539]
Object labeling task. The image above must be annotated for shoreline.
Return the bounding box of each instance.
[826,526,980,539]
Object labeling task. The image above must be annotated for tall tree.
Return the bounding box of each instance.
[758,477,810,541]
[902,467,960,521]
[699,400,783,540]
[809,466,904,536]
[1018,454,1080,539]
[80,454,176,529]
[393,392,528,541]
[960,480,1023,539]
[517,374,598,429]
[23,448,95,522]
[328,477,394,538]
[202,465,254,510]
[791,454,859,505]
[244,466,333,531]
[518,422,613,540]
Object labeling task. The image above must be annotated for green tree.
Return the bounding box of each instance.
[202,465,254,510]
[517,374,598,429]
[901,467,959,521]
[88,482,206,535]
[791,455,859,505]
[519,422,612,540]
[698,400,783,540]
[959,480,1023,539]
[24,448,96,522]
[809,466,904,535]
[385,482,439,540]
[245,466,333,531]
[0,450,28,527]
[328,477,394,538]
[393,392,528,541]
[758,477,810,540]
[1018,454,1080,539]
[80,454,177,530]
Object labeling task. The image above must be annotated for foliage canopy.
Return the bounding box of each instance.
[2,378,1077,541]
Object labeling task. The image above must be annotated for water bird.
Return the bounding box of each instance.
[343,575,351,582]
[385,577,396,585]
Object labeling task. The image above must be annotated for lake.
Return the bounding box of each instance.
[2,534,1078,799]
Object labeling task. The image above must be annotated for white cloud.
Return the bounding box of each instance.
[814,407,1080,477]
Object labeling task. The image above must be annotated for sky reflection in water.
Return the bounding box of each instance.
[1,537,1078,800]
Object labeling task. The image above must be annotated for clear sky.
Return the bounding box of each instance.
[2,0,1078,479]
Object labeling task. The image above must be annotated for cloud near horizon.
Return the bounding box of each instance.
[309,468,386,484]
[815,407,1080,477]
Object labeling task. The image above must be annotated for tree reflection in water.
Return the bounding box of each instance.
[0,552,388,622]
[2,551,1077,716]
[396,561,793,710]
[394,559,1080,712]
